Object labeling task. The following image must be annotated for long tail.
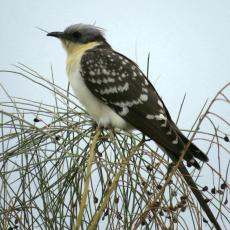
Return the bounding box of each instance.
[172,158,221,230]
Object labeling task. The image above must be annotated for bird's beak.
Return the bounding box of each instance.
[47,31,65,39]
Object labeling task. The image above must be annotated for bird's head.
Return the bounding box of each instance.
[47,23,109,54]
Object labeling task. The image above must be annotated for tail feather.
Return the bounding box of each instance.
[188,142,209,162]
[177,131,209,162]
[187,158,201,170]
[167,151,221,230]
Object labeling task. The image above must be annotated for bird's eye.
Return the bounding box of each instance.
[72,31,81,39]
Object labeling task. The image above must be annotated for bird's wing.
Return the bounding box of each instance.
[80,47,204,167]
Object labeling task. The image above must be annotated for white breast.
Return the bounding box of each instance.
[66,50,130,130]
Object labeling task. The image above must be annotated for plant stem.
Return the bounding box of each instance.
[75,127,101,230]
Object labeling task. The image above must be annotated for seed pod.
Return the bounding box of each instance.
[202,186,208,191]
[33,117,40,122]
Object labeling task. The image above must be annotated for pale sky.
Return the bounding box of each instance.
[1,0,229,128]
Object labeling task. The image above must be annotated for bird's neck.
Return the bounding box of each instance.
[64,41,111,77]
[65,41,101,76]
[64,41,101,56]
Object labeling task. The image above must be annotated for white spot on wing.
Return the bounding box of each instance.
[158,100,164,108]
[112,71,116,76]
[144,78,149,86]
[146,114,155,119]
[99,82,129,95]
[166,129,172,135]
[102,69,110,75]
[131,66,136,70]
[97,79,102,84]
[88,78,96,83]
[114,98,141,107]
[102,77,115,84]
[172,136,178,144]
[142,88,148,93]
[161,119,167,127]
[139,71,143,75]
[118,82,129,92]
[146,113,167,124]
[89,70,95,76]
[155,114,167,121]
[140,94,148,102]
[100,86,118,94]
[119,107,129,116]
[101,97,107,102]
[88,77,115,84]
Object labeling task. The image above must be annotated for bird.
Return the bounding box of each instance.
[47,23,221,229]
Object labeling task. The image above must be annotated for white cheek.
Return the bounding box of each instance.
[61,40,75,53]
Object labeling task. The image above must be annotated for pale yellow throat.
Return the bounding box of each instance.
[63,41,101,76]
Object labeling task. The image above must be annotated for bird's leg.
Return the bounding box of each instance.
[91,121,98,131]
[91,122,115,142]
[102,125,116,141]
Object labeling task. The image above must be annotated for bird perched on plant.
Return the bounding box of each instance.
[47,23,220,229]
